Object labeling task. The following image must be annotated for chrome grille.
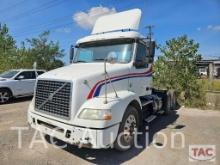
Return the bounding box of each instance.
[35,80,72,119]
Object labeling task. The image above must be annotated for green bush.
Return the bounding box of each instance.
[153,35,206,108]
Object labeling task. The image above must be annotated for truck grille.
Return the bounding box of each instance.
[35,80,72,119]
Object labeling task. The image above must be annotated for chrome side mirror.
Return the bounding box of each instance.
[146,41,156,63]
[69,45,74,63]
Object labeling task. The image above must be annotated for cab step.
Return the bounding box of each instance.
[141,100,153,107]
[144,115,157,123]
[157,110,165,115]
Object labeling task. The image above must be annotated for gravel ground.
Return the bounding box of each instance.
[0,97,219,165]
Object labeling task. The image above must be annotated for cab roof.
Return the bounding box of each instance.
[76,31,143,44]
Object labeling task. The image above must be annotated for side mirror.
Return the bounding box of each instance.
[146,41,156,63]
[16,75,24,80]
[133,60,146,68]
[146,55,154,63]
[69,45,74,63]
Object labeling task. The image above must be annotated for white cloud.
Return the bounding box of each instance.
[73,6,116,30]
[207,25,220,32]
[55,27,71,33]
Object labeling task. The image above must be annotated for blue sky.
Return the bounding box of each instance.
[0,0,220,64]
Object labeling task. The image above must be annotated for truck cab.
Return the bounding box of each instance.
[28,9,172,151]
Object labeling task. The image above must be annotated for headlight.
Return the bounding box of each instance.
[78,108,112,120]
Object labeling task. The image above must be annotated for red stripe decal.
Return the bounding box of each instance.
[87,66,153,99]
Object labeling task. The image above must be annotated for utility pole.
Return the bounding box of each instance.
[145,25,155,63]
[208,62,214,90]
[145,25,154,41]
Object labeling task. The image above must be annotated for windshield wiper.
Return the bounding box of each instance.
[74,60,87,63]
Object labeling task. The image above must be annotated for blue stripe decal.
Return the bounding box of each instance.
[93,73,152,97]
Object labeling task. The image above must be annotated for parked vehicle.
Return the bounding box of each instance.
[198,67,208,77]
[28,9,175,151]
[0,69,45,103]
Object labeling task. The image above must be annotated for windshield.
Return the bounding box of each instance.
[0,70,19,78]
[74,43,134,63]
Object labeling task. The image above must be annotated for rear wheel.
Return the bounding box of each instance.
[0,89,12,104]
[114,105,140,151]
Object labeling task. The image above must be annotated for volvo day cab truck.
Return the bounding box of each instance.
[28,9,175,151]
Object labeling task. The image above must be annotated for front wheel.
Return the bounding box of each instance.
[0,89,12,104]
[114,106,140,151]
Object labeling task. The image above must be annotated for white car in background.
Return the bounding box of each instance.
[0,69,45,104]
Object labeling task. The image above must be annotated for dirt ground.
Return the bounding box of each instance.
[0,97,219,165]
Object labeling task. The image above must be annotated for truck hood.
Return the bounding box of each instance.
[32,62,134,123]
[39,63,130,81]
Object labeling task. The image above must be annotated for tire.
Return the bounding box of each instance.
[114,105,140,151]
[0,89,12,104]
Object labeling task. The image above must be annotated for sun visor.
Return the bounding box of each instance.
[92,9,142,34]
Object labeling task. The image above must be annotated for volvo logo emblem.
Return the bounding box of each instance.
[48,93,54,101]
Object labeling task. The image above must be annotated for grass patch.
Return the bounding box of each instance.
[205,92,220,110]
[198,79,220,91]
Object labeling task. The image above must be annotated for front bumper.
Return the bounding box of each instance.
[28,112,119,149]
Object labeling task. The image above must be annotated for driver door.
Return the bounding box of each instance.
[129,43,152,96]
[14,71,36,96]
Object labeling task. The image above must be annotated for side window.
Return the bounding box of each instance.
[135,44,147,69]
[30,71,36,79]
[37,71,45,76]
[17,71,36,79]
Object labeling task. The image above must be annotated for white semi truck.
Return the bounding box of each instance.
[28,9,175,151]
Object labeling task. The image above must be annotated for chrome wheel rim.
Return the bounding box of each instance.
[123,114,137,143]
[0,91,10,103]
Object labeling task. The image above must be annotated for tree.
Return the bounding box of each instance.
[0,25,64,72]
[20,31,64,70]
[153,35,205,107]
[0,24,16,52]
[0,24,17,72]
